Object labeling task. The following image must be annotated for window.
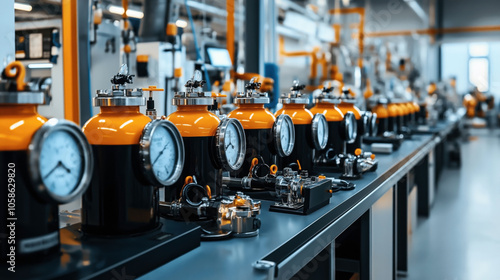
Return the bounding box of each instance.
[469,58,489,92]
[468,43,489,92]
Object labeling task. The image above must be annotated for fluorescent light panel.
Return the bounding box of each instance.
[108,5,144,19]
[406,1,428,22]
[14,2,32,12]
[176,19,188,28]
[27,63,53,69]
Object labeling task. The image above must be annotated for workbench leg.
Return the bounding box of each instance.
[370,187,394,280]
[396,175,409,276]
[416,149,435,217]
[360,211,370,280]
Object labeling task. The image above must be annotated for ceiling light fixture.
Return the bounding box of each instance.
[14,2,33,12]
[27,63,54,69]
[176,19,188,28]
[108,5,144,19]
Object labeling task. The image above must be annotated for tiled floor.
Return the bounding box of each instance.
[405,129,500,280]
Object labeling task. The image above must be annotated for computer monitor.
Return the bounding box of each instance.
[206,47,232,68]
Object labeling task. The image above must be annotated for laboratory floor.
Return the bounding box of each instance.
[404,129,500,280]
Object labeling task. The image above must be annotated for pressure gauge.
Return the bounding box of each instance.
[311,114,329,150]
[369,112,378,137]
[28,118,93,204]
[216,118,246,171]
[273,114,295,157]
[341,112,358,144]
[140,119,185,186]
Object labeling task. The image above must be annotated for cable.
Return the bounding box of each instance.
[184,0,211,91]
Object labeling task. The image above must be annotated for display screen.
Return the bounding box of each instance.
[207,48,232,68]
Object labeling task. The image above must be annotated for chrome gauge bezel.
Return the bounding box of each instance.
[215,118,246,171]
[370,112,378,136]
[361,112,370,137]
[28,118,93,204]
[311,114,329,150]
[139,119,185,187]
[343,112,358,144]
[273,114,295,157]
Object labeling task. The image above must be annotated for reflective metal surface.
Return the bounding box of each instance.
[0,91,46,104]
[216,118,247,171]
[273,114,295,157]
[311,113,329,150]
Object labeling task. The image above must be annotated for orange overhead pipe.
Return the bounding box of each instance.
[62,0,80,124]
[226,0,235,65]
[279,36,320,82]
[329,8,365,68]
[365,25,500,37]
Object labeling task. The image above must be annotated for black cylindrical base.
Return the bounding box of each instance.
[231,128,274,178]
[165,136,221,202]
[0,150,60,263]
[279,124,314,173]
[82,145,160,236]
[346,119,363,154]
[377,117,389,136]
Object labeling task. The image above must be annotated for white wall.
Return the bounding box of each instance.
[441,43,469,94]
[0,0,14,67]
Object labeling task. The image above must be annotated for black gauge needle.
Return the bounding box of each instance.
[43,161,70,179]
[153,144,168,165]
[226,130,234,149]
[43,162,61,179]
[60,162,71,173]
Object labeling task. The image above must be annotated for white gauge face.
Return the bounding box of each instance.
[273,115,295,157]
[280,121,291,152]
[312,114,328,150]
[344,113,357,143]
[318,118,328,147]
[150,126,177,182]
[224,123,240,167]
[39,130,83,196]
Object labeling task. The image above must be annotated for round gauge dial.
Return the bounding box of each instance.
[273,114,295,157]
[312,114,329,150]
[224,123,240,167]
[29,118,93,204]
[140,120,185,186]
[216,118,246,171]
[342,112,358,144]
[39,131,83,196]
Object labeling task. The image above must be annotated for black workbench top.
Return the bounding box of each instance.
[140,120,458,280]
